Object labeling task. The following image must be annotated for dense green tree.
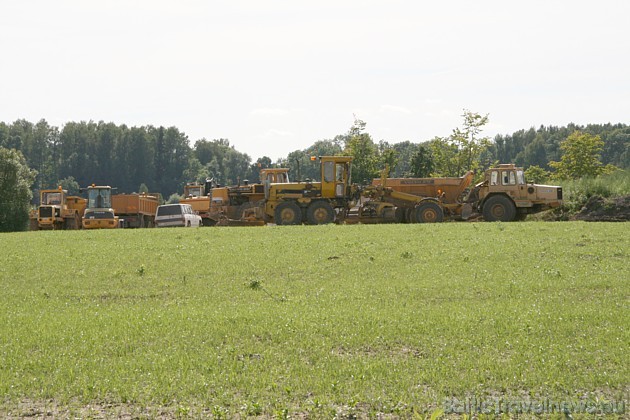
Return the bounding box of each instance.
[390,141,421,177]
[524,165,550,183]
[57,176,81,196]
[549,131,608,179]
[601,127,630,169]
[343,118,379,184]
[515,135,549,169]
[448,110,491,176]
[409,145,434,177]
[427,137,458,176]
[0,148,37,231]
[182,157,209,184]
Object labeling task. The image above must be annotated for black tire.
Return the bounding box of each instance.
[306,201,335,225]
[274,201,302,225]
[482,195,516,222]
[394,207,406,223]
[406,207,416,223]
[414,201,444,223]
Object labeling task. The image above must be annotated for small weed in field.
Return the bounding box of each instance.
[211,405,228,419]
[248,279,262,290]
[136,265,145,276]
[401,251,413,259]
[241,401,263,416]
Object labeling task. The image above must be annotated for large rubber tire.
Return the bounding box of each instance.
[394,207,406,223]
[482,195,516,222]
[414,201,444,223]
[406,207,416,223]
[306,201,335,225]
[274,201,302,225]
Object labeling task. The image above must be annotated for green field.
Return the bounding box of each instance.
[1,222,628,418]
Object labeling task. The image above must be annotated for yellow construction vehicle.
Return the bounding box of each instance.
[180,168,291,226]
[81,185,119,229]
[264,157,354,225]
[113,193,161,228]
[210,168,291,225]
[366,163,563,222]
[29,187,86,230]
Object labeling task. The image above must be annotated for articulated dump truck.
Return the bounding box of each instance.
[30,187,86,230]
[365,163,563,222]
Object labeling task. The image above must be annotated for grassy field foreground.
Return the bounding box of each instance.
[0,222,628,417]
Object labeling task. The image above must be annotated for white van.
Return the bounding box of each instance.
[155,204,202,228]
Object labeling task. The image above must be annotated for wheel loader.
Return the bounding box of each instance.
[29,187,86,230]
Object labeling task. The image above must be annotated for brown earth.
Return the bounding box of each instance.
[573,195,630,222]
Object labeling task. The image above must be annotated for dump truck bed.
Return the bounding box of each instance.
[112,194,159,216]
[372,171,473,203]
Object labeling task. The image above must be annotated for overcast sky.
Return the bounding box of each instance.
[1,1,628,160]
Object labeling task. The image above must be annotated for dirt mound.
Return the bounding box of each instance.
[574,195,630,222]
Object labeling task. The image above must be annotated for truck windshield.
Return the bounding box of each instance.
[88,189,111,208]
[517,170,525,185]
[187,187,203,197]
[43,192,62,205]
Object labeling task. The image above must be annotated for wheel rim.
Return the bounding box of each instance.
[491,204,505,218]
[312,207,330,223]
[280,208,296,223]
[421,208,438,222]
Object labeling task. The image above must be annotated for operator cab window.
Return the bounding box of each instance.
[502,171,516,185]
[517,170,525,185]
[324,161,334,182]
[336,163,345,182]
[491,171,499,185]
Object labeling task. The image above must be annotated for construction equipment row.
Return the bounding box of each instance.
[29,157,563,230]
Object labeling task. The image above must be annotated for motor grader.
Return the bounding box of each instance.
[264,157,354,225]
[29,187,86,230]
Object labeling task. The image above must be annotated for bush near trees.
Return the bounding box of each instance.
[549,131,616,180]
[0,148,37,232]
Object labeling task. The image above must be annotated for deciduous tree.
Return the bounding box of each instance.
[549,131,610,179]
[0,148,37,231]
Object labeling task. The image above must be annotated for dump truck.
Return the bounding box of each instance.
[367,163,563,222]
[81,185,119,229]
[29,187,86,230]
[112,193,161,228]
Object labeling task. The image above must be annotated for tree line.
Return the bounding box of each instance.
[1,114,628,204]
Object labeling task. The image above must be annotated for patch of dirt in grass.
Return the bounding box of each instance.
[1,399,182,419]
